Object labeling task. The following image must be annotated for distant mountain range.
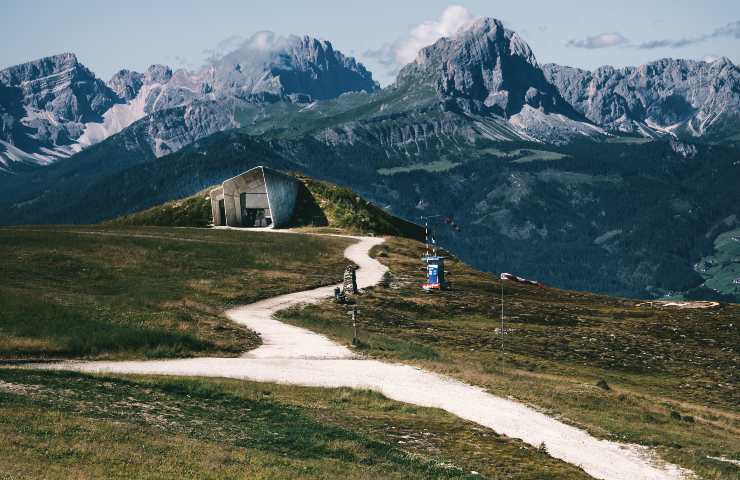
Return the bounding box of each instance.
[2,19,739,171]
[0,18,738,302]
[0,34,378,169]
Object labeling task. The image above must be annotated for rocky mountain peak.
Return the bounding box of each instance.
[0,52,118,167]
[397,17,579,120]
[145,64,173,84]
[108,69,145,101]
[0,52,79,86]
[210,32,378,101]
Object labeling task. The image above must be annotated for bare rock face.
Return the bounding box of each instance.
[542,58,740,137]
[108,69,144,101]
[0,53,118,123]
[397,18,580,120]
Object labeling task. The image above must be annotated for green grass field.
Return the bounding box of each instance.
[476,147,569,163]
[3,221,738,478]
[0,226,351,359]
[0,369,590,479]
[0,224,596,479]
[279,237,740,479]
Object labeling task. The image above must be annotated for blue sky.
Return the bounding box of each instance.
[3,0,740,85]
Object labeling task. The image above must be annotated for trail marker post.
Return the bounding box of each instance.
[350,306,359,345]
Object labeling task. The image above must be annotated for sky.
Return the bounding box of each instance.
[3,0,740,86]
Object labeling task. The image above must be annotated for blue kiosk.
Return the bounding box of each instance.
[421,215,447,291]
[422,255,446,290]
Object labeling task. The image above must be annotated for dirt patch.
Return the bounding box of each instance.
[635,301,720,309]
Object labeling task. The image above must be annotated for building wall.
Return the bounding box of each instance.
[263,168,300,228]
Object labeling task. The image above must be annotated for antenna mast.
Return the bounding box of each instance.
[501,279,505,375]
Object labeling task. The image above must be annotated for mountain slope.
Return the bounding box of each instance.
[3,124,737,300]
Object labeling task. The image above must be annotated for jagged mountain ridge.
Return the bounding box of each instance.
[209,32,378,100]
[542,58,740,141]
[3,19,740,172]
[0,35,378,170]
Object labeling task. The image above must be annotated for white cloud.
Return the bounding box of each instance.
[245,31,282,51]
[363,5,478,84]
[203,34,247,62]
[395,5,477,65]
[567,32,629,49]
[203,31,295,65]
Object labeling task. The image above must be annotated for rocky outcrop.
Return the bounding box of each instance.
[108,69,144,101]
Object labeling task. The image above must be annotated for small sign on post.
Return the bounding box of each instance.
[348,306,360,346]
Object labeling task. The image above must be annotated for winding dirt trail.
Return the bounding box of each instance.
[35,234,690,480]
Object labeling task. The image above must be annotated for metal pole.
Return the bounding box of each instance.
[425,220,430,257]
[352,307,358,344]
[501,280,505,376]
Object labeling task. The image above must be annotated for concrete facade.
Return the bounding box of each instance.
[210,166,300,228]
[210,186,226,226]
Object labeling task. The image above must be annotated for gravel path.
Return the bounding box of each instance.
[35,233,690,480]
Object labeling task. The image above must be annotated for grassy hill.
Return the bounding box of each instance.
[106,189,215,228]
[1,187,737,477]
[0,226,352,359]
[106,173,425,240]
[279,236,740,480]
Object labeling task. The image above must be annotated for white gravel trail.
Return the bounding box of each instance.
[35,233,690,480]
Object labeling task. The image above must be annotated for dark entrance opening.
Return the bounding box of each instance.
[218,199,226,226]
[240,192,272,227]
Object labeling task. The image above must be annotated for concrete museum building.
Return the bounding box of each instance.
[210,166,300,228]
